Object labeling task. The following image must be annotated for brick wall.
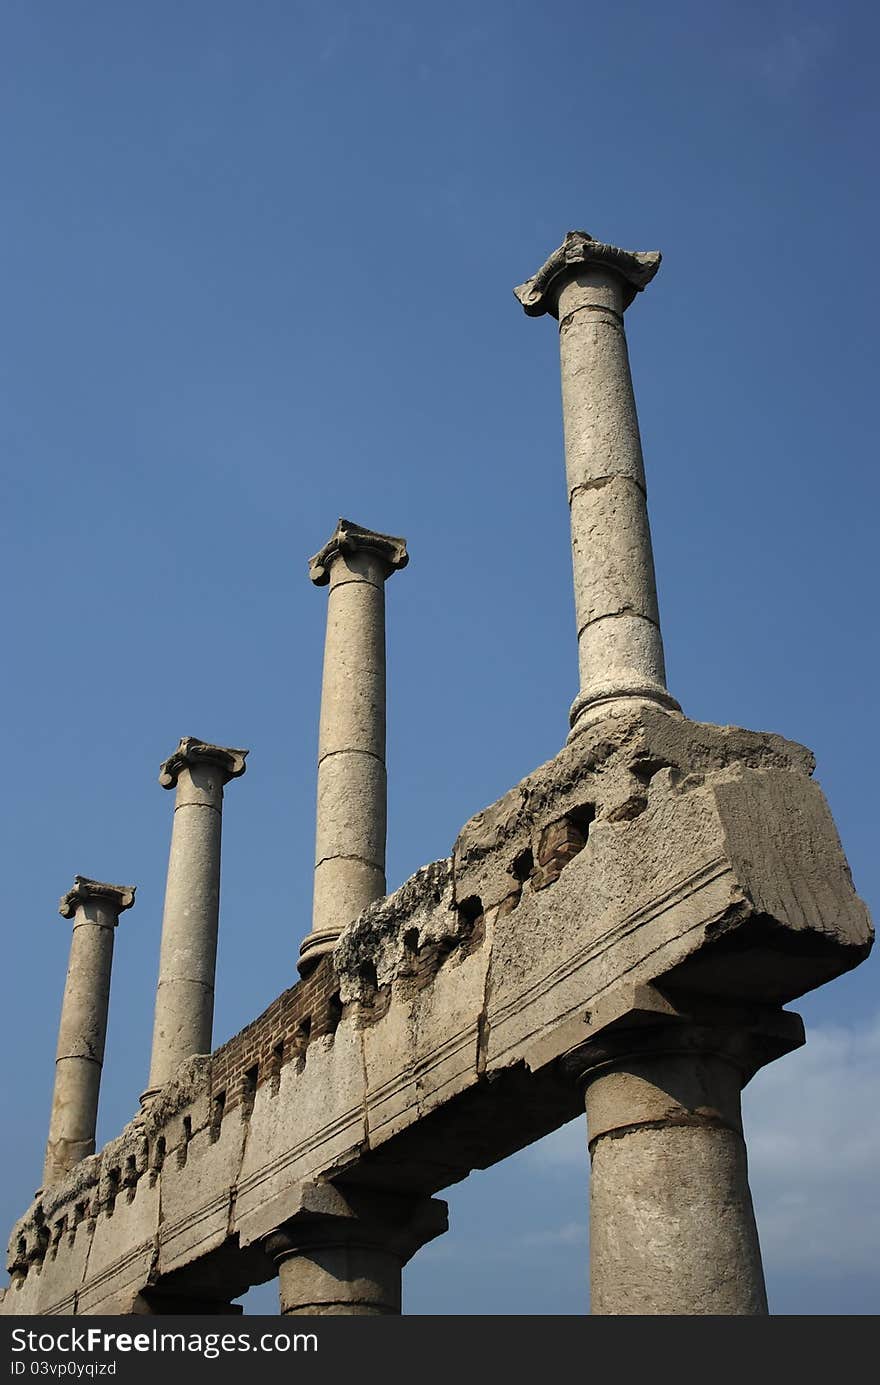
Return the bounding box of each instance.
[209,956,342,1115]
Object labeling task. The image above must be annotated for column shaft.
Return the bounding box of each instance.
[299,519,407,974]
[45,907,114,1185]
[558,270,670,721]
[132,1291,244,1315]
[148,763,222,1090]
[145,739,246,1098]
[514,231,681,737]
[276,1237,402,1316]
[44,879,134,1188]
[582,1033,767,1315]
[312,549,388,955]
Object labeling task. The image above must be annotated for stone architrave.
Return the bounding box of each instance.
[143,737,247,1101]
[515,230,681,737]
[298,519,408,975]
[43,877,135,1188]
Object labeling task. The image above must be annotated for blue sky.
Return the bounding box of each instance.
[1,1,878,1314]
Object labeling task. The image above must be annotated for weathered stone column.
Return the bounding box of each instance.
[43,877,135,1188]
[298,519,408,975]
[572,1022,798,1315]
[263,1185,447,1316]
[143,737,247,1101]
[515,230,681,738]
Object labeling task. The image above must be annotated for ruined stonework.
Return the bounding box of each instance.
[1,229,873,1316]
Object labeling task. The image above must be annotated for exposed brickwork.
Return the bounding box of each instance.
[531,810,591,890]
[209,955,341,1114]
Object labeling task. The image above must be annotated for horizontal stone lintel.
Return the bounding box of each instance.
[3,708,872,1314]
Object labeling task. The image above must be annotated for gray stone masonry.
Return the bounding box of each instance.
[143,738,248,1103]
[4,707,871,1314]
[43,879,135,1191]
[515,230,681,736]
[298,519,408,976]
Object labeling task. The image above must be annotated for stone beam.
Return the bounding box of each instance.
[43,878,135,1190]
[298,519,408,975]
[515,230,680,737]
[5,709,870,1315]
[143,737,248,1102]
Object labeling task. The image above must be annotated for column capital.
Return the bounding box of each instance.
[261,1183,448,1267]
[158,736,249,790]
[58,876,136,920]
[514,229,661,318]
[561,1008,805,1092]
[308,518,408,587]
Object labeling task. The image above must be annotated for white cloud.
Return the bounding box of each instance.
[743,21,832,96]
[520,1220,585,1249]
[744,1013,880,1274]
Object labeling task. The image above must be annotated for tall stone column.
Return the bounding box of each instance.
[515,230,681,738]
[143,737,247,1101]
[262,1185,447,1316]
[572,1022,797,1315]
[298,518,408,975]
[43,877,135,1188]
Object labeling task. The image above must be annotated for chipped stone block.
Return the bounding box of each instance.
[157,1115,244,1278]
[234,1012,365,1235]
[2,706,871,1316]
[76,1176,159,1314]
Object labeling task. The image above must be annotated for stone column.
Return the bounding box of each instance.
[515,230,681,738]
[143,737,247,1101]
[263,1185,447,1316]
[298,518,408,975]
[573,1023,789,1315]
[131,1291,244,1316]
[43,877,135,1188]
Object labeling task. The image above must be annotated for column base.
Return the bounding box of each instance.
[568,685,682,741]
[297,930,340,976]
[42,1136,96,1190]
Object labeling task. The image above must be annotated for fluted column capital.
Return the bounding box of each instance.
[308,518,408,587]
[158,737,249,790]
[58,876,136,921]
[514,229,661,318]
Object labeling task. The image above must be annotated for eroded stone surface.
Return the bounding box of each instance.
[516,239,679,733]
[43,880,135,1189]
[514,230,662,317]
[6,706,870,1315]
